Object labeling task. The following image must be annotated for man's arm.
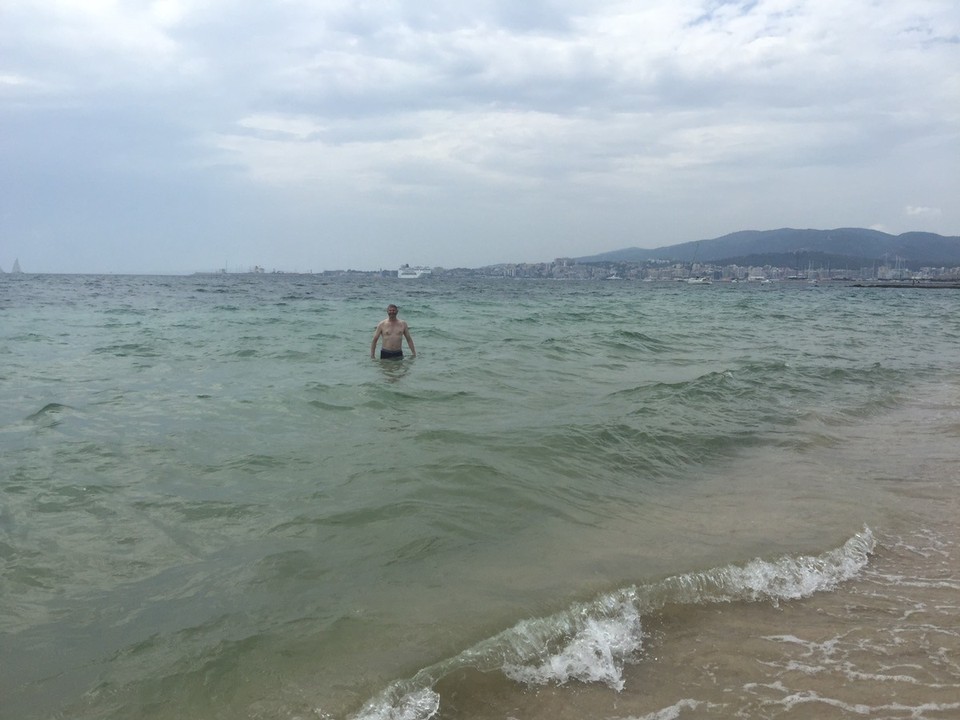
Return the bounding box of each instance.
[370,324,382,358]
[403,326,416,356]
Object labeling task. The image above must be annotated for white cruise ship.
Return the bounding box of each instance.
[397,265,432,279]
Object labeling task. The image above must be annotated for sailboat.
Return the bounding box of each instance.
[686,240,711,283]
[11,258,23,274]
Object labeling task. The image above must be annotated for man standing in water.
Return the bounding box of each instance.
[371,304,416,360]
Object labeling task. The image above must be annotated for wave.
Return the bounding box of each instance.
[6,402,83,431]
[348,528,875,720]
[24,402,76,421]
[92,342,161,358]
[610,361,907,439]
[600,329,670,353]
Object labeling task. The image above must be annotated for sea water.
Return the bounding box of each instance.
[1,274,958,720]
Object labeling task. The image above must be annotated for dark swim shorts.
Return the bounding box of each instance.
[380,348,403,360]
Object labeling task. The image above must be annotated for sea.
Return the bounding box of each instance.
[1,273,958,720]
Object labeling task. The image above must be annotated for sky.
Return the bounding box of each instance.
[2,0,958,274]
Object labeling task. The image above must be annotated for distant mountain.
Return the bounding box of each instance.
[577,228,960,269]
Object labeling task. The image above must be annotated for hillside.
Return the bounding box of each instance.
[577,228,960,269]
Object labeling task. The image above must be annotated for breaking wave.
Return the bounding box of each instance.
[348,528,875,720]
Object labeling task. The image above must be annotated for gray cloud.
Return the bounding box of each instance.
[2,0,958,273]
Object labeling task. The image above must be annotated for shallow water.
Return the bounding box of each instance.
[1,275,958,720]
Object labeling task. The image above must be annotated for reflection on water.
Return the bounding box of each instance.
[376,355,415,382]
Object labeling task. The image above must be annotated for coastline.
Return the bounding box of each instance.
[357,380,960,720]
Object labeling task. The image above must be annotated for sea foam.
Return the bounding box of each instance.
[348,528,875,720]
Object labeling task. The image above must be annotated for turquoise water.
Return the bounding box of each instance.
[1,275,958,720]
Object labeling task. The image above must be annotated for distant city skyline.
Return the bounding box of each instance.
[4,226,959,278]
[3,1,958,274]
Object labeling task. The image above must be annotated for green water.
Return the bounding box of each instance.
[1,275,958,719]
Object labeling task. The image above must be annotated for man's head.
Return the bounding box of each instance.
[387,304,399,316]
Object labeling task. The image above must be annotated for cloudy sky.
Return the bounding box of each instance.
[2,0,958,273]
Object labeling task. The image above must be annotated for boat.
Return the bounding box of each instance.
[686,276,712,284]
[397,265,431,279]
[11,258,22,274]
[605,273,623,280]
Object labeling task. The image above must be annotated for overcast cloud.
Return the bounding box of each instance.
[2,0,958,273]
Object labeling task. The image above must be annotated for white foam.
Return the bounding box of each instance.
[698,527,876,605]
[348,529,876,718]
[617,698,714,720]
[502,599,643,691]
[637,528,876,613]
[759,688,960,717]
[349,688,440,720]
